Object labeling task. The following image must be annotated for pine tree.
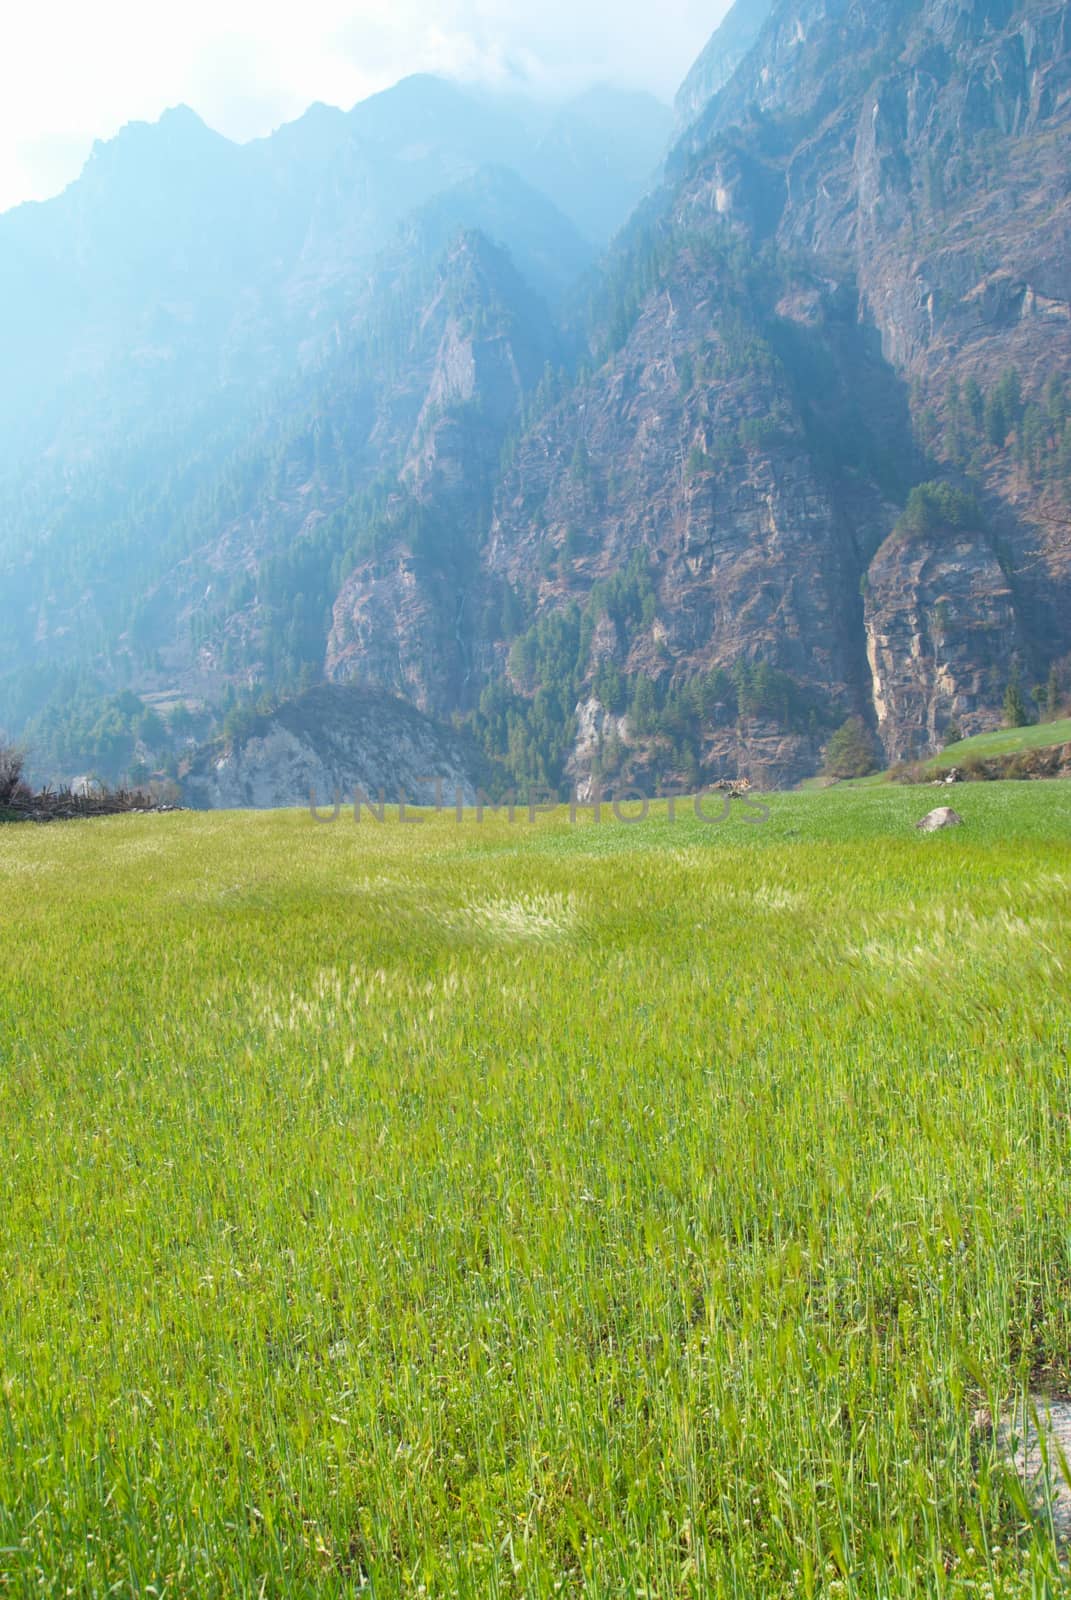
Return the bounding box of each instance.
[984,391,1008,449]
[629,676,657,736]
[823,717,877,780]
[1003,667,1030,728]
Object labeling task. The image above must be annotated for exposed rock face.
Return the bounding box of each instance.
[477,0,1071,784]
[182,685,490,810]
[481,253,889,787]
[324,233,556,715]
[0,84,665,758]
[674,0,776,129]
[567,697,630,800]
[864,527,1019,761]
[325,549,456,715]
[112,0,1071,793]
[673,0,1071,712]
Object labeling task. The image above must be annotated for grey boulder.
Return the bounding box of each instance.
[916,807,964,832]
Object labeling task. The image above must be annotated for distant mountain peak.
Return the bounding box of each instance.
[351,73,471,122]
[157,103,210,131]
[86,103,233,177]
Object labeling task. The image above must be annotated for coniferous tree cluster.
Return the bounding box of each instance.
[918,368,1071,491]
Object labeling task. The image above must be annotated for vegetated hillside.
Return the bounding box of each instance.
[0,76,667,478]
[672,0,1071,768]
[3,1,1071,797]
[0,176,583,781]
[910,711,1071,780]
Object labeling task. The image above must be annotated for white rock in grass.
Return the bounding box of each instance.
[996,1395,1071,1547]
[916,806,964,832]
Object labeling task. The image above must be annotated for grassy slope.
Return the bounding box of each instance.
[799,769,892,790]
[1,785,1070,1596]
[799,719,1071,788]
[929,717,1071,770]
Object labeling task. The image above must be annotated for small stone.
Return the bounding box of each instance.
[996,1395,1071,1547]
[916,806,963,831]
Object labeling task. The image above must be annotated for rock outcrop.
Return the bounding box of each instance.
[864,526,1020,762]
[182,685,491,810]
[995,1395,1071,1548]
[470,0,1071,785]
[673,0,1071,728]
[480,235,897,786]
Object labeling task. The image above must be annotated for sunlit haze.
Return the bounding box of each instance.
[0,0,729,212]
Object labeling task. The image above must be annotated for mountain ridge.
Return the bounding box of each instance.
[2,4,1070,796]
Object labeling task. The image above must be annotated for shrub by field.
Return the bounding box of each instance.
[1,784,1070,1596]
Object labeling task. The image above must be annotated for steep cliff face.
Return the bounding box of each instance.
[94,226,559,727]
[864,526,1020,761]
[672,0,1071,724]
[484,252,884,785]
[324,234,557,715]
[687,0,1071,414]
[0,83,663,768]
[674,0,777,128]
[211,0,1071,790]
[182,685,490,810]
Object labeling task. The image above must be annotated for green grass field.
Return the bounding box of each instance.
[1,784,1070,1597]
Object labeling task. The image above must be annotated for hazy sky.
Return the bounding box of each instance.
[0,0,728,214]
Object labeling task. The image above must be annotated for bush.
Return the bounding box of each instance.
[824,716,878,780]
[889,760,926,785]
[0,746,26,806]
[1044,657,1071,720]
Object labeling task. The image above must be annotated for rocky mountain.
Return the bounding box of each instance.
[182,684,492,810]
[2,2,1070,798]
[0,77,668,775]
[323,230,559,716]
[0,77,668,478]
[340,0,1070,790]
[488,0,1071,787]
